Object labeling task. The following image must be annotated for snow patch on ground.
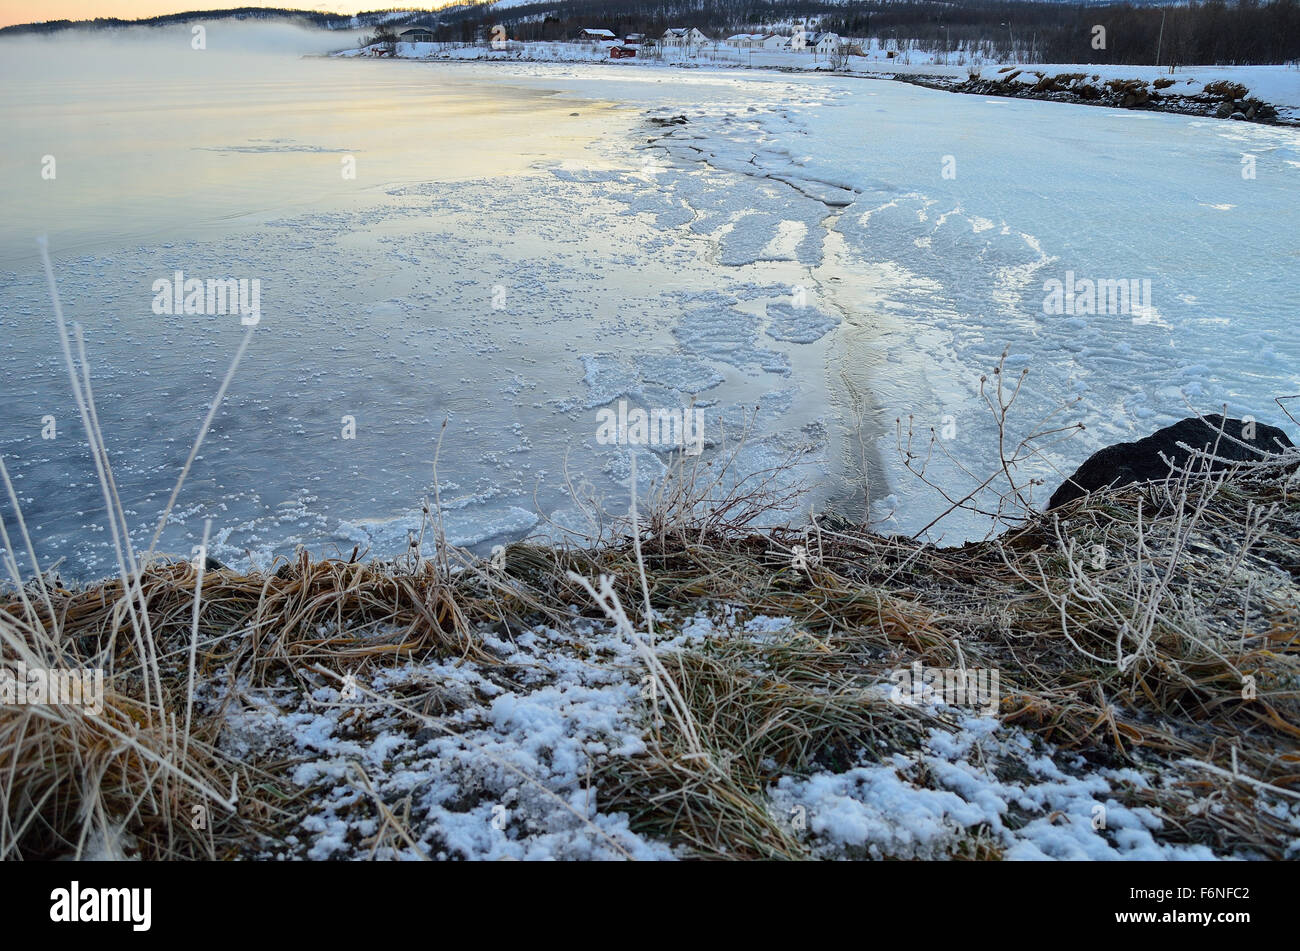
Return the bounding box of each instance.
[769,716,1225,860]
[217,616,675,860]
[211,605,1294,860]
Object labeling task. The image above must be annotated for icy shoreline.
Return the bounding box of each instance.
[336,42,1300,124]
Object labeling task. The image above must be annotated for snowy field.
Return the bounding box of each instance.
[1,30,1298,574]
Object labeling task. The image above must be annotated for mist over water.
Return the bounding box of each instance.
[0,24,837,581]
[0,25,655,578]
[0,23,606,264]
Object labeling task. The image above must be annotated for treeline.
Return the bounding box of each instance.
[820,0,1300,65]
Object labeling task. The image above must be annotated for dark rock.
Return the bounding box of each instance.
[1214,101,1234,118]
[203,555,228,572]
[1048,415,1294,510]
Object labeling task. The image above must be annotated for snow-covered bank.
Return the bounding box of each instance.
[14,460,1300,860]
[855,57,1299,123]
[222,610,1233,861]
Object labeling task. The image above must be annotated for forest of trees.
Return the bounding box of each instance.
[818,0,1300,65]
[3,1,1297,66]
[444,0,1300,66]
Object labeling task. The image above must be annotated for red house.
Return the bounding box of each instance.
[610,45,637,59]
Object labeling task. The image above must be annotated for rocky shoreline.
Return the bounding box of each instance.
[893,68,1292,125]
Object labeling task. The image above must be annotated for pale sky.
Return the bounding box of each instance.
[0,3,395,30]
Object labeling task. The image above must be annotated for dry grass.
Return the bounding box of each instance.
[1203,79,1251,101]
[7,453,1298,859]
[590,456,1300,858]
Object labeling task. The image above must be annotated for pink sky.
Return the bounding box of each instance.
[0,2,374,29]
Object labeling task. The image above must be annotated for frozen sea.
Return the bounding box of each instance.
[1,25,1298,578]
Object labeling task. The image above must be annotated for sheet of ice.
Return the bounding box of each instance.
[336,503,540,555]
[764,301,841,343]
[0,67,840,576]
[672,303,792,376]
[645,70,1300,539]
[3,48,1295,578]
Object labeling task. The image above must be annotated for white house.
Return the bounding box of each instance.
[662,28,709,48]
[789,30,840,53]
[758,33,790,50]
[815,32,841,55]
